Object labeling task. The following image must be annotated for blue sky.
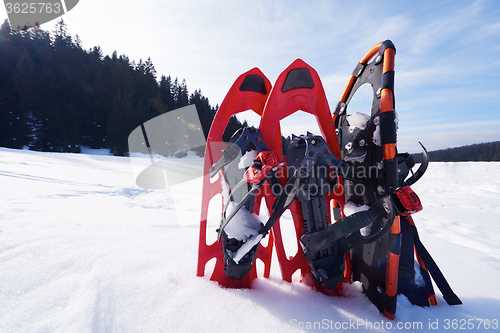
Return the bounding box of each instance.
[2,0,500,152]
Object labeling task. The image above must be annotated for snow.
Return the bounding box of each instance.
[79,146,114,156]
[223,201,262,243]
[372,116,381,146]
[343,202,370,217]
[1,147,500,332]
[346,112,369,133]
[343,202,372,236]
[414,261,425,288]
[221,150,263,243]
[233,234,264,264]
[238,150,258,169]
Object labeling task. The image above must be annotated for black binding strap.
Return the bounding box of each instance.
[304,196,396,260]
[304,210,381,260]
[404,142,429,187]
[262,170,308,235]
[258,135,367,237]
[412,225,462,305]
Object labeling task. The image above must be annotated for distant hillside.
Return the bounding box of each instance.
[413,141,500,162]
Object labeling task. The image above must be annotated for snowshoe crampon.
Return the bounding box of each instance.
[197,40,460,319]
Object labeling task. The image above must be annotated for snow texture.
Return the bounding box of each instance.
[344,112,370,160]
[414,261,425,288]
[233,234,263,264]
[343,202,372,236]
[343,153,367,164]
[223,201,262,243]
[222,149,263,243]
[346,111,370,133]
[1,147,500,332]
[238,149,258,169]
[372,116,381,146]
[343,201,370,217]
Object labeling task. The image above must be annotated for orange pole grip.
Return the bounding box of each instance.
[383,143,397,160]
[339,75,357,103]
[360,42,382,64]
[380,89,394,113]
[385,252,400,297]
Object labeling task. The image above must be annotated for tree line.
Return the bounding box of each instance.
[0,19,244,156]
[413,141,500,162]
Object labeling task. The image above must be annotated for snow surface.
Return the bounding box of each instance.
[346,112,369,133]
[343,202,371,237]
[343,202,370,217]
[1,147,500,332]
[372,116,381,147]
[222,201,262,243]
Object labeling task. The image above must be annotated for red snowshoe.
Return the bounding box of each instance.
[196,68,275,288]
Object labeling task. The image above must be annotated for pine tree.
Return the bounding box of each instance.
[107,91,135,156]
[9,50,35,148]
[0,19,235,156]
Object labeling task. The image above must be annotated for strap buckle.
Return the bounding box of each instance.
[244,151,282,184]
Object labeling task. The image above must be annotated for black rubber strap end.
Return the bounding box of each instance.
[444,294,463,306]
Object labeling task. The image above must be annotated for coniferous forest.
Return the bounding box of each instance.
[413,141,500,163]
[0,19,245,156]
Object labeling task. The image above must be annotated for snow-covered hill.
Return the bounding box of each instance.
[1,147,499,332]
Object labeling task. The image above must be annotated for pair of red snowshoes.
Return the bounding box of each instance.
[197,40,461,319]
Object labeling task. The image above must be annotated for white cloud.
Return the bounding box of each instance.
[399,129,500,153]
